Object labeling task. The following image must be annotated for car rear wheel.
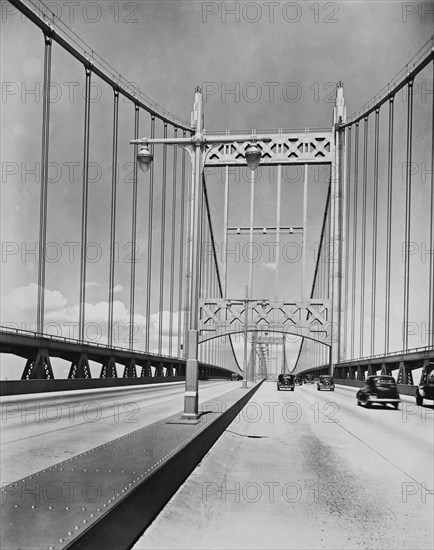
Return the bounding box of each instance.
[393,403,399,410]
[415,391,423,406]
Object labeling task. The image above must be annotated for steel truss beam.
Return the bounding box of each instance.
[204,131,334,166]
[100,357,117,378]
[123,359,137,378]
[21,349,54,380]
[252,336,285,345]
[68,354,91,379]
[396,361,414,385]
[199,298,333,345]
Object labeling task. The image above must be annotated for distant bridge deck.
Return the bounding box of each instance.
[0,328,239,386]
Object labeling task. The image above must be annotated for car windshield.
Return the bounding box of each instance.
[320,376,333,380]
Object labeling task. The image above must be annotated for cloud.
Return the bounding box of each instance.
[263,262,276,271]
[1,283,146,331]
[45,299,146,327]
[113,284,124,294]
[149,311,182,337]
[85,281,99,288]
[1,283,67,314]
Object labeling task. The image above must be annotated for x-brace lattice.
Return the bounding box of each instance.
[204,131,334,166]
[199,298,334,345]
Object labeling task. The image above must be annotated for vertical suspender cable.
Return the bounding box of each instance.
[169,128,178,356]
[301,164,308,299]
[207,220,212,363]
[344,126,352,359]
[275,165,282,299]
[198,211,204,366]
[360,116,369,356]
[145,116,155,352]
[249,169,255,298]
[129,103,139,350]
[79,66,92,342]
[328,197,331,299]
[318,234,321,299]
[385,97,394,354]
[199,198,207,366]
[207,249,213,364]
[178,131,187,357]
[403,80,414,351]
[200,180,207,302]
[158,123,168,355]
[351,122,359,358]
[371,109,380,356]
[108,89,120,347]
[223,164,229,298]
[429,63,434,349]
[37,32,53,335]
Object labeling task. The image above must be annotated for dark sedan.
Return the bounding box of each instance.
[317,375,335,391]
[415,369,434,406]
[356,375,400,409]
[277,374,295,391]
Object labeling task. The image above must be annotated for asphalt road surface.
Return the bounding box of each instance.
[134,381,434,550]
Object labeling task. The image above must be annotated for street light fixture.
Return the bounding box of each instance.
[135,136,264,172]
[244,142,262,171]
[131,86,268,420]
[137,145,153,173]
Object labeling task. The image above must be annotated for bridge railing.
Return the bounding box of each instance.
[339,345,434,364]
[0,325,175,360]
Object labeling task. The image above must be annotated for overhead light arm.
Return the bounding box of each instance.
[131,132,271,173]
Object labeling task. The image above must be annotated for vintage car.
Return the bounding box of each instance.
[317,375,335,391]
[305,375,315,384]
[231,373,241,381]
[415,367,434,406]
[294,376,302,385]
[277,374,295,391]
[356,375,400,409]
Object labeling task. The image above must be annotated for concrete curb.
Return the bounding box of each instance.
[0,376,187,396]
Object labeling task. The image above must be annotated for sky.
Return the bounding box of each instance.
[1,0,433,379]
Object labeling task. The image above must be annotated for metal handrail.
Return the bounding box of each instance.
[0,325,236,371]
[339,346,434,364]
[0,326,176,360]
[206,127,333,136]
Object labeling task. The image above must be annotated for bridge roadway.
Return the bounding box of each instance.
[135,382,434,550]
[0,380,235,483]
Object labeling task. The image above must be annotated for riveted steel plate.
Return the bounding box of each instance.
[1,386,256,550]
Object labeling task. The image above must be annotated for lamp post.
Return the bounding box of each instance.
[131,86,266,419]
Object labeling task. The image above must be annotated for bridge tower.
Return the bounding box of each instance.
[330,82,347,372]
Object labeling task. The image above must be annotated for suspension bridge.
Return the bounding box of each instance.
[1,1,433,549]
